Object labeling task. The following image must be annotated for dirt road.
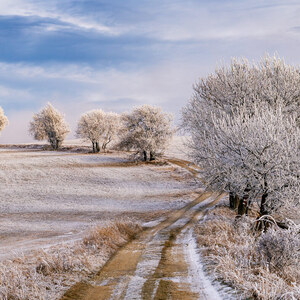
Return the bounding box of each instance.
[61,159,225,300]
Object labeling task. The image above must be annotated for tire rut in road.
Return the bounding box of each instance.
[61,191,225,300]
[140,192,225,300]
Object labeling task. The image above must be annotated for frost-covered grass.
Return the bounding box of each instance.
[195,206,300,299]
[0,219,141,300]
[0,149,194,214]
[0,148,196,260]
[0,142,196,299]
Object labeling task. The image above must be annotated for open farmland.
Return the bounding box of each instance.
[0,146,198,261]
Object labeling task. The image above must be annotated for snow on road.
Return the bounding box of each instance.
[183,228,222,300]
[62,191,233,300]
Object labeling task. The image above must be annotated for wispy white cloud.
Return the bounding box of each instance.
[0,0,122,35]
[137,1,300,42]
[2,0,300,42]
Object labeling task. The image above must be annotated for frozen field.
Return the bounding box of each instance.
[0,143,197,260]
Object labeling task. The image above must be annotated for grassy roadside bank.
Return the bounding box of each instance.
[0,219,141,300]
[194,205,300,299]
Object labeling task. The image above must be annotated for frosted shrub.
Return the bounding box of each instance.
[101,112,121,151]
[183,102,300,216]
[191,55,300,119]
[195,206,300,299]
[257,225,300,270]
[77,109,106,153]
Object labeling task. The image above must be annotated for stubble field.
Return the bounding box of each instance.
[0,143,196,261]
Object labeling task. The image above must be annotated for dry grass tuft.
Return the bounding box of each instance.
[0,219,141,300]
[195,206,300,300]
[83,220,141,251]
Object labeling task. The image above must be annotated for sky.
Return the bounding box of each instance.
[1,0,300,143]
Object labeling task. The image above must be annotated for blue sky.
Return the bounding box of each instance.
[1,0,300,142]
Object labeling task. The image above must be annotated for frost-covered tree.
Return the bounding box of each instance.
[76,109,105,153]
[119,105,173,161]
[193,55,300,120]
[182,55,300,216]
[183,102,300,217]
[76,110,120,153]
[0,107,8,133]
[29,103,69,150]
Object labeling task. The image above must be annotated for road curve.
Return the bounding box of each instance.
[61,159,225,300]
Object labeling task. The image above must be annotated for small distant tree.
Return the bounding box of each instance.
[0,107,8,133]
[76,110,121,153]
[76,109,105,153]
[29,103,69,150]
[119,105,173,161]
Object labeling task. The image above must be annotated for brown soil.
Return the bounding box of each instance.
[61,189,226,300]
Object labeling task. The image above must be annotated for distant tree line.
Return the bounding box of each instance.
[0,103,173,161]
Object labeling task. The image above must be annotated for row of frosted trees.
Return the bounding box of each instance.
[1,55,299,220]
[181,55,300,222]
[0,104,173,161]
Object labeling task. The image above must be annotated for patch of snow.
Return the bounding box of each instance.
[183,228,223,300]
[123,232,168,299]
[142,218,165,228]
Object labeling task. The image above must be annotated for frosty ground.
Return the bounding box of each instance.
[0,141,197,261]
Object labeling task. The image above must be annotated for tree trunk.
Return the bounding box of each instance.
[237,186,251,216]
[49,138,56,150]
[233,194,240,209]
[260,192,268,216]
[229,192,235,209]
[254,178,269,231]
[245,199,252,215]
[237,197,248,216]
[150,151,155,161]
[102,136,111,152]
[95,142,100,153]
[53,139,58,150]
[56,139,62,149]
[143,150,147,161]
[256,190,269,231]
[229,193,240,210]
[49,137,61,150]
[92,142,96,153]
